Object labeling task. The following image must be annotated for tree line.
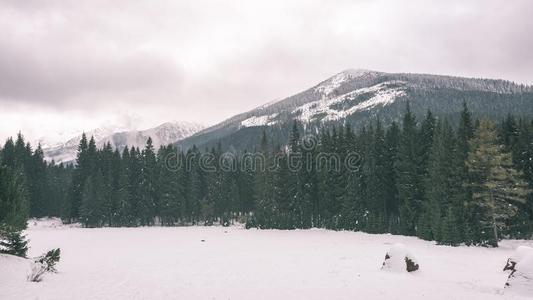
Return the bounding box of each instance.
[1,102,533,248]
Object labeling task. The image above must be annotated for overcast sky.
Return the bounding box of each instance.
[1,0,532,143]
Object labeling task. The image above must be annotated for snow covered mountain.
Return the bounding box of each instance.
[42,121,204,163]
[178,69,533,150]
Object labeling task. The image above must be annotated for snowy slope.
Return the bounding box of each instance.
[40,123,135,163]
[42,121,204,163]
[293,81,406,123]
[178,68,533,150]
[99,121,205,151]
[1,220,532,300]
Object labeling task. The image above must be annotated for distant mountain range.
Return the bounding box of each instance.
[42,121,204,163]
[40,69,533,160]
[176,69,533,151]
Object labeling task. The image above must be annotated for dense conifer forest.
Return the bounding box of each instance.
[2,103,533,248]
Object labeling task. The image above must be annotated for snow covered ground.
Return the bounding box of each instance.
[1,218,532,300]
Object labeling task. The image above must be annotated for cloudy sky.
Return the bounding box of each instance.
[1,0,532,143]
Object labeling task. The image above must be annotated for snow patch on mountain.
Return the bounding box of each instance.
[240,114,279,128]
[296,81,406,122]
[314,69,379,96]
[100,121,204,150]
[42,121,205,163]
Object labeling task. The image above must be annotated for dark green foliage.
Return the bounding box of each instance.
[80,174,105,227]
[0,166,28,229]
[2,102,533,247]
[395,102,421,235]
[37,248,61,272]
[0,225,29,257]
[466,120,531,247]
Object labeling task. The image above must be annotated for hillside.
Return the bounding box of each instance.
[178,69,533,151]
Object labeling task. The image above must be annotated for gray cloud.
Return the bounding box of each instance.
[0,42,183,107]
[1,0,532,142]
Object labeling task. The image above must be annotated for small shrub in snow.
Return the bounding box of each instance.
[0,226,29,258]
[26,248,61,282]
[504,246,533,296]
[381,243,419,273]
[27,261,48,282]
[503,246,533,272]
[36,248,61,273]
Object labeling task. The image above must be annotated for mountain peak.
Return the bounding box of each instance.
[340,68,379,77]
[41,121,205,163]
[177,69,533,151]
[315,68,381,96]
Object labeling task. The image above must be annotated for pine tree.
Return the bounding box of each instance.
[440,207,460,246]
[1,138,16,168]
[0,226,28,257]
[127,147,143,226]
[395,102,421,235]
[457,101,475,243]
[363,119,389,232]
[203,147,220,226]
[112,148,132,226]
[0,142,30,257]
[507,120,533,238]
[27,144,47,217]
[0,166,29,230]
[466,120,531,247]
[99,142,114,226]
[340,161,364,231]
[419,120,459,242]
[68,133,89,221]
[253,130,276,228]
[187,146,205,225]
[272,146,291,228]
[300,132,318,229]
[418,110,436,177]
[80,174,105,228]
[238,151,256,219]
[384,122,400,232]
[157,145,183,226]
[140,138,158,225]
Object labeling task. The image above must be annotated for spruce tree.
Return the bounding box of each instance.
[140,138,158,225]
[68,133,89,221]
[363,119,388,232]
[395,102,420,235]
[384,122,400,232]
[456,101,475,243]
[113,148,132,226]
[466,120,531,247]
[254,130,276,228]
[157,145,182,226]
[0,166,29,229]
[420,120,460,243]
[80,174,105,228]
[317,128,339,228]
[0,226,28,257]
[272,146,291,228]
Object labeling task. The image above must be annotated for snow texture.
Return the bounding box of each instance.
[381,243,419,272]
[504,246,533,296]
[41,121,204,163]
[1,219,532,300]
[240,113,279,128]
[314,69,377,95]
[505,246,533,267]
[295,81,406,122]
[27,260,47,282]
[27,217,81,230]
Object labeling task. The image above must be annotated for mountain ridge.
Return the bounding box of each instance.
[177,69,533,151]
[42,121,205,163]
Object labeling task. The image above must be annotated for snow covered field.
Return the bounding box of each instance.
[1,219,532,300]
